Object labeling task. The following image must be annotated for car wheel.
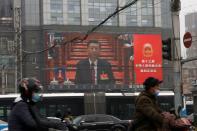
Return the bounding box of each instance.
[113,127,124,131]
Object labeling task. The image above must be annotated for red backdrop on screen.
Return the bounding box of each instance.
[45,32,131,85]
[133,34,163,84]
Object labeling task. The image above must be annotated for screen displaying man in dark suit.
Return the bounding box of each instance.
[75,40,115,86]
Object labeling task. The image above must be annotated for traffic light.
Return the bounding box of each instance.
[162,38,172,60]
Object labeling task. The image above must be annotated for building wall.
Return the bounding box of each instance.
[23,0,172,28]
[185,13,197,59]
[182,66,197,94]
[183,12,197,94]
[0,0,16,94]
[0,0,13,18]
[22,0,174,89]
[22,27,44,83]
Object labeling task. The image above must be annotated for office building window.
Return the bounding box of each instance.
[125,0,137,26]
[88,0,118,26]
[25,0,40,26]
[160,0,171,28]
[0,0,13,18]
[50,0,63,24]
[141,0,153,27]
[67,0,80,25]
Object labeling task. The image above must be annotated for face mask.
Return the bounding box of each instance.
[32,93,42,102]
[154,89,160,96]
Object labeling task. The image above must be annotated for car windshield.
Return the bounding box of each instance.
[73,116,83,125]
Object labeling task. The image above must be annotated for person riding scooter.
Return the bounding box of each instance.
[8,78,68,131]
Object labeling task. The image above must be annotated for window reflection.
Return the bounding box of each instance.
[67,0,81,25]
[50,0,63,24]
[125,0,137,26]
[41,0,171,28]
[88,0,118,26]
[141,0,153,27]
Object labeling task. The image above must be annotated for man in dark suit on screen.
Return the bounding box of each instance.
[75,40,115,86]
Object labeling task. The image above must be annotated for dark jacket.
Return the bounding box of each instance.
[8,101,37,131]
[8,98,67,131]
[133,91,164,131]
[75,58,115,85]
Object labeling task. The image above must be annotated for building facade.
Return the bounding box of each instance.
[0,0,177,119]
[23,0,174,90]
[0,0,16,94]
[182,12,197,95]
[0,0,174,93]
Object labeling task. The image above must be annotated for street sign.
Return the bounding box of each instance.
[183,32,192,48]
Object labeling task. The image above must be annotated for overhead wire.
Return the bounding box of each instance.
[22,37,80,54]
[22,0,139,56]
[22,0,192,59]
[21,0,176,65]
[82,0,139,41]
[23,0,186,59]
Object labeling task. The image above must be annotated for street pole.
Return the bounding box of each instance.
[171,0,182,110]
[14,0,22,92]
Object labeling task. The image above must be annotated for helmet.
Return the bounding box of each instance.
[18,78,43,96]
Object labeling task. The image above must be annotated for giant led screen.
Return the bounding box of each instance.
[45,32,162,89]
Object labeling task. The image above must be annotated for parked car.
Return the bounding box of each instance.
[47,117,77,131]
[71,114,132,131]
